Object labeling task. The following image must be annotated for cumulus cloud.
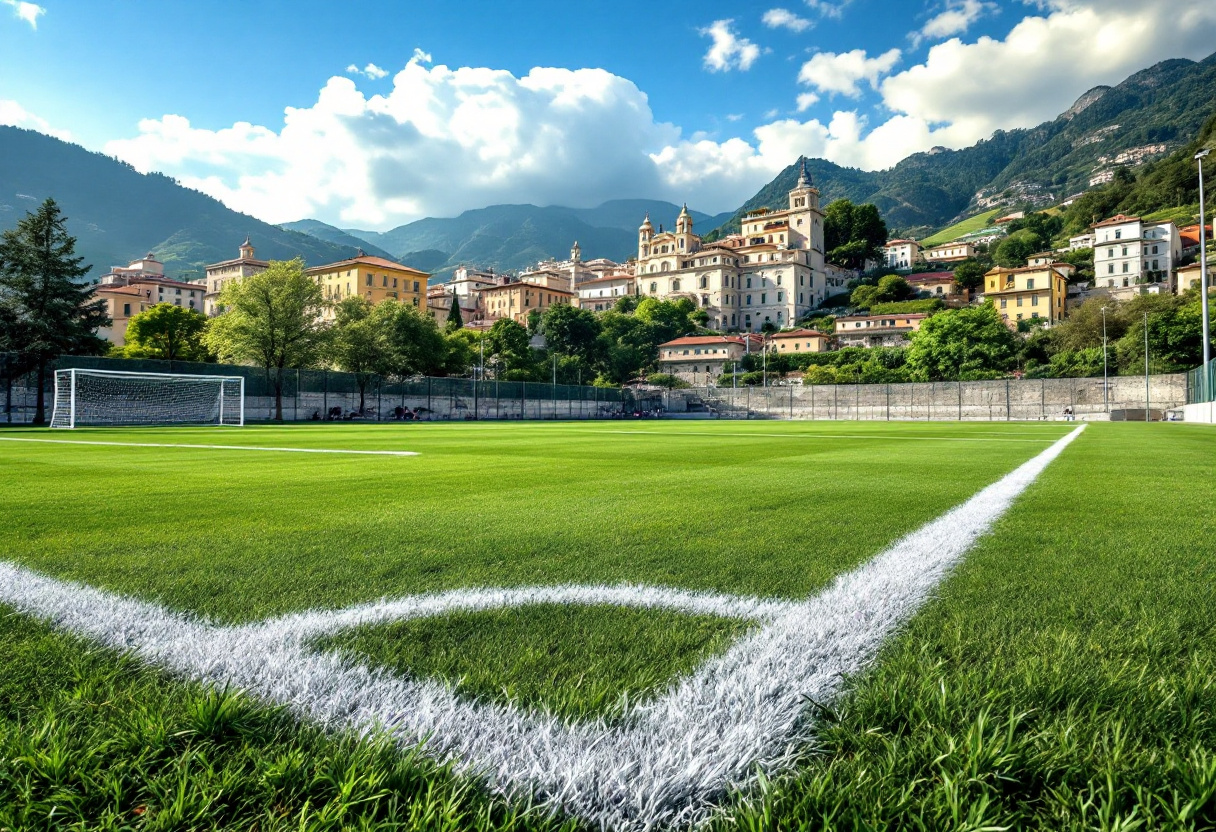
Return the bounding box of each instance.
[2,0,43,29]
[913,0,994,46]
[94,1,1216,229]
[798,48,901,97]
[804,0,852,20]
[0,99,71,140]
[700,20,761,72]
[346,63,389,80]
[105,55,678,228]
[762,8,813,33]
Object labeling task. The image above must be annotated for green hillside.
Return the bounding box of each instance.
[722,51,1216,240]
[278,219,399,262]
[920,209,1002,246]
[0,127,364,282]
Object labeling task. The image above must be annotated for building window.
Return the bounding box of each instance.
[761,293,767,304]
[382,276,388,287]
[1031,295,1039,306]
[123,303,130,316]
[746,277,752,288]
[650,282,657,293]
[1000,298,1007,308]
[413,281,420,292]
[700,276,707,289]
[1108,265,1115,274]
[1115,230,1122,239]
[1026,278,1035,290]
[1123,263,1129,273]
[366,275,373,287]
[672,279,681,291]
[746,295,753,306]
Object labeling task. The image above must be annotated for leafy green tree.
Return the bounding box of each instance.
[381,300,448,379]
[541,304,602,362]
[445,295,463,332]
[0,198,108,424]
[851,275,912,310]
[329,297,387,412]
[646,373,690,389]
[994,229,1043,268]
[804,364,839,385]
[952,258,987,291]
[484,318,536,380]
[118,303,210,362]
[526,307,543,336]
[906,303,1018,381]
[824,199,888,269]
[443,328,480,377]
[202,258,328,421]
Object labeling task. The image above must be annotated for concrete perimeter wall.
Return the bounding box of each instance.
[667,374,1187,422]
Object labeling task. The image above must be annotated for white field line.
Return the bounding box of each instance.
[0,437,419,456]
[0,425,1084,829]
[588,429,1070,443]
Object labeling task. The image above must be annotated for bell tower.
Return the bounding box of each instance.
[239,236,255,260]
[638,213,654,262]
[674,203,695,255]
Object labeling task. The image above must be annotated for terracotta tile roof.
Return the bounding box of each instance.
[1092,214,1140,229]
[659,334,763,348]
[770,328,830,339]
[905,271,955,283]
[307,255,429,275]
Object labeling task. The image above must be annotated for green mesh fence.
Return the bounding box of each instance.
[1186,361,1215,404]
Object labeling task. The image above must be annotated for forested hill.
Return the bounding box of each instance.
[721,51,1216,237]
[0,127,365,282]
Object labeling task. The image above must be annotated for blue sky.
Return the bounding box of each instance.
[3,0,1216,229]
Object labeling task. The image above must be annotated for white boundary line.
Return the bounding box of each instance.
[590,429,1070,443]
[0,425,1084,829]
[0,437,420,457]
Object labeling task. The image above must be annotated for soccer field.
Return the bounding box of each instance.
[1,421,1214,830]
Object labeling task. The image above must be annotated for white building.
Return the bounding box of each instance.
[882,239,925,270]
[1069,232,1095,250]
[577,274,635,312]
[1091,214,1180,295]
[923,241,976,263]
[636,159,828,332]
[204,238,268,316]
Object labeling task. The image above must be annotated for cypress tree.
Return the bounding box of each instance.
[446,293,464,332]
[0,199,108,424]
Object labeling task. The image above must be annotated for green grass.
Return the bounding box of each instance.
[316,604,752,722]
[2,421,1213,828]
[920,209,1002,246]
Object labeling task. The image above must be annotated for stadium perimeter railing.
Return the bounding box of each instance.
[0,353,1192,424]
[671,373,1187,422]
[1186,359,1215,406]
[0,355,648,424]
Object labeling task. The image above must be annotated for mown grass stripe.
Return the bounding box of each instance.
[0,437,420,456]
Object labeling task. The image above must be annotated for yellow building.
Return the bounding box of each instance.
[983,264,1068,327]
[479,281,574,325]
[306,254,430,320]
[770,328,832,353]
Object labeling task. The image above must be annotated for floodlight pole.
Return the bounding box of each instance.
[1197,148,1211,371]
[1101,306,1109,413]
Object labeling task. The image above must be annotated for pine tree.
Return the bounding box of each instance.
[0,198,108,424]
[446,294,463,332]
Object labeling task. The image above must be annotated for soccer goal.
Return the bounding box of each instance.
[51,369,245,428]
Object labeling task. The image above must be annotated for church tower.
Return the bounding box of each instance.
[787,158,824,253]
[638,213,654,262]
[569,240,582,293]
[239,236,255,260]
[788,158,818,212]
[674,203,695,255]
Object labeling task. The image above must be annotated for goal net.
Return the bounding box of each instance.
[51,369,245,428]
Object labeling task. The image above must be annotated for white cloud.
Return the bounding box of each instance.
[882,0,1216,146]
[0,99,71,140]
[346,63,388,80]
[798,48,901,97]
[2,0,43,29]
[762,8,813,33]
[795,92,819,111]
[105,54,679,229]
[93,1,1216,229]
[700,19,761,72]
[804,0,852,20]
[914,0,994,46]
[725,113,744,122]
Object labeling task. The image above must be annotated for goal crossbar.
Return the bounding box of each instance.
[51,368,245,429]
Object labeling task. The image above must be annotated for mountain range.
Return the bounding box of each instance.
[3,51,1213,285]
[0,126,369,283]
[285,201,735,279]
[720,52,1216,237]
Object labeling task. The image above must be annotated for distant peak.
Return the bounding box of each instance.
[1062,86,1111,120]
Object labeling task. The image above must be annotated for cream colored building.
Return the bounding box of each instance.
[770,329,832,354]
[923,241,976,263]
[306,254,430,321]
[636,160,827,332]
[982,264,1069,327]
[204,238,268,315]
[95,252,206,344]
[835,313,929,348]
[577,274,636,312]
[656,334,763,382]
[479,281,574,325]
[907,271,969,304]
[883,239,925,270]
[1176,262,1211,295]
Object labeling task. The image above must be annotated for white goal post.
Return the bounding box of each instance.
[51,369,245,429]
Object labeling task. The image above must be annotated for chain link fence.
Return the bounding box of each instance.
[1187,360,1215,405]
[671,374,1187,422]
[1,354,638,424]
